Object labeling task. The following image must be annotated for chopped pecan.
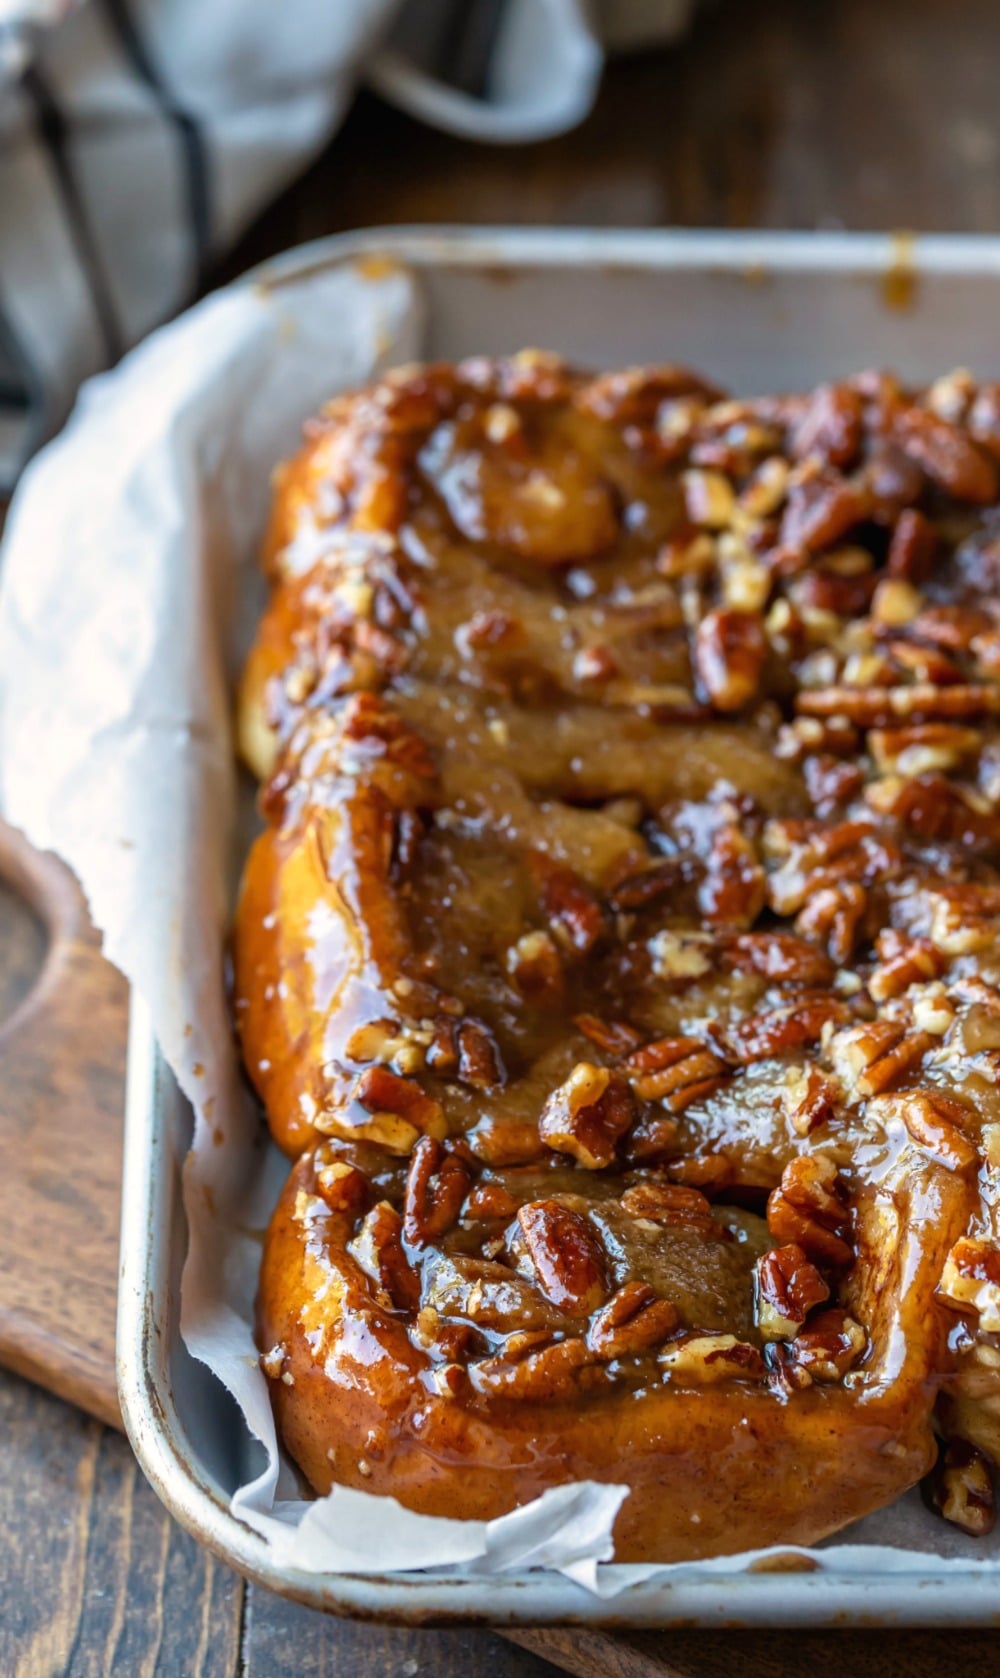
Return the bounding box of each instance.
[693,608,767,712]
[868,722,982,777]
[587,1282,680,1359]
[700,819,767,929]
[939,1238,1000,1332]
[623,1036,730,1110]
[866,1091,978,1173]
[351,1064,446,1148]
[620,1181,720,1236]
[827,1019,934,1098]
[538,1063,635,1170]
[506,930,565,1004]
[682,467,736,528]
[647,929,714,979]
[789,1308,866,1381]
[767,1154,853,1268]
[403,1137,471,1247]
[456,1019,505,1089]
[422,1253,561,1334]
[866,773,1000,851]
[348,1202,420,1311]
[754,1244,830,1341]
[921,882,1000,954]
[868,932,947,1002]
[891,405,998,502]
[424,1015,459,1074]
[573,1013,644,1057]
[887,507,938,581]
[802,753,865,816]
[516,1200,608,1314]
[782,1064,841,1136]
[313,1150,370,1216]
[660,1334,766,1384]
[532,856,606,956]
[795,880,869,965]
[764,818,901,915]
[927,1440,997,1537]
[740,454,790,517]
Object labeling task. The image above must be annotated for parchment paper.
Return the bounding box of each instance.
[1,253,998,1594]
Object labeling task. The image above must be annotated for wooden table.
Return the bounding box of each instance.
[7,0,1000,1671]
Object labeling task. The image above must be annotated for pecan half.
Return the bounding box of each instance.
[868,932,947,1001]
[622,1036,730,1111]
[620,1181,720,1237]
[403,1137,471,1247]
[587,1282,680,1359]
[517,1200,608,1313]
[827,1020,934,1099]
[887,506,937,581]
[780,465,869,553]
[538,1062,635,1170]
[795,880,869,964]
[866,1091,978,1173]
[767,1154,853,1268]
[891,405,998,503]
[754,1244,830,1342]
[347,1202,420,1311]
[456,1018,505,1090]
[927,1440,997,1537]
[472,1334,598,1401]
[351,1065,446,1148]
[867,722,981,778]
[694,608,767,712]
[722,994,845,1063]
[797,682,1000,726]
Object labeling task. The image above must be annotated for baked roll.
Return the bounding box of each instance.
[234,354,1000,1560]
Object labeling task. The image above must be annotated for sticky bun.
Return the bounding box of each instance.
[233,354,1000,1559]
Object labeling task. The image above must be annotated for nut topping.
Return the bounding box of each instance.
[660,1334,766,1384]
[927,1440,997,1537]
[866,1091,978,1173]
[788,1308,866,1382]
[348,1202,420,1311]
[587,1283,680,1359]
[939,1239,1000,1332]
[516,1200,608,1314]
[403,1137,471,1246]
[754,1244,830,1341]
[767,1155,853,1269]
[539,1063,635,1170]
[693,608,767,712]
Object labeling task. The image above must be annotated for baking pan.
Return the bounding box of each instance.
[118,227,1000,1625]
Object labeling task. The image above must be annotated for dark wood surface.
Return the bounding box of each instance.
[9,0,1000,1670]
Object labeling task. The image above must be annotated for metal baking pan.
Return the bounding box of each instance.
[118,227,1000,1626]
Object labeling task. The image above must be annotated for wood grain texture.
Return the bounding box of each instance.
[506,1626,1000,1678]
[0,822,125,1428]
[0,1371,242,1678]
[241,1594,556,1678]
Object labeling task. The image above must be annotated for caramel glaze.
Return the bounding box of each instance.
[234,354,1000,1558]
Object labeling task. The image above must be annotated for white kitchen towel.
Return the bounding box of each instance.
[0,0,697,493]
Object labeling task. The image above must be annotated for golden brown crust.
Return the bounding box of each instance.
[235,353,1000,1559]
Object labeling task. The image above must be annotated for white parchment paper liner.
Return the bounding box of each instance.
[1,252,999,1594]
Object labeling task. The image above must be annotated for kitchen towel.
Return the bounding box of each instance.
[0,0,696,492]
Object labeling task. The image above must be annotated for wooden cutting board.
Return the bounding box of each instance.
[1,819,985,1677]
